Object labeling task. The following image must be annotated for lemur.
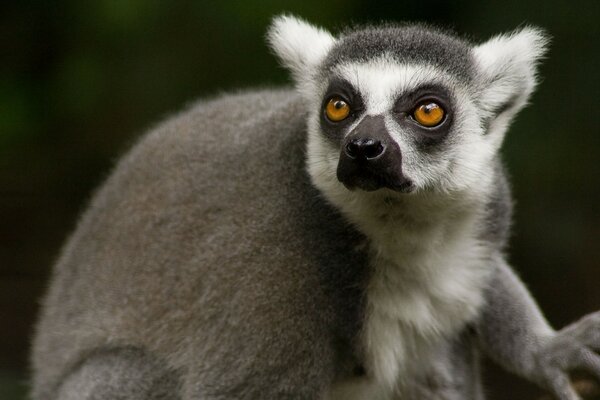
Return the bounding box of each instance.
[31,15,600,400]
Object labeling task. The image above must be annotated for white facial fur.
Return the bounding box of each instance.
[329,58,496,194]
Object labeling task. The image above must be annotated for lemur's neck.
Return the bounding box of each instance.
[343,189,486,256]
[347,188,492,390]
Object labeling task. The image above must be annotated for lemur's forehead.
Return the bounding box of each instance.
[331,57,461,114]
[323,24,475,82]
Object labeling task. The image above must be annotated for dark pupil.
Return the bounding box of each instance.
[334,100,345,109]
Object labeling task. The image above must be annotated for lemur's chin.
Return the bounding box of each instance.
[338,171,414,193]
[386,178,415,193]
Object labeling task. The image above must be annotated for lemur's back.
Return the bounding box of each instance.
[32,89,368,399]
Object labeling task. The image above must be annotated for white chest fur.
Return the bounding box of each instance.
[327,192,492,399]
[365,212,490,387]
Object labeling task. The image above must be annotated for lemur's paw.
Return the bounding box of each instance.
[535,312,600,400]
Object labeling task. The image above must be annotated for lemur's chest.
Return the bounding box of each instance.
[359,213,492,390]
[326,222,491,400]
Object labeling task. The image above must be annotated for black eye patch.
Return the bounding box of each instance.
[392,84,455,148]
[319,78,366,143]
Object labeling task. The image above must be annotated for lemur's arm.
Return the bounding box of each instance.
[476,256,600,400]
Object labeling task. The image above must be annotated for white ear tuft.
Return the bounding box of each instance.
[473,27,549,139]
[267,15,336,83]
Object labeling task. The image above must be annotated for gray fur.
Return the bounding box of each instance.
[31,16,600,400]
[323,23,475,82]
[32,89,369,399]
[55,347,181,400]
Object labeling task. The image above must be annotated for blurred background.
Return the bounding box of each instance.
[1,1,598,399]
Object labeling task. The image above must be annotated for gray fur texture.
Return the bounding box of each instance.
[324,23,475,81]
[32,89,369,399]
[31,16,600,400]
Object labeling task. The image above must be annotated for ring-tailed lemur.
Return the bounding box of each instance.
[31,15,599,400]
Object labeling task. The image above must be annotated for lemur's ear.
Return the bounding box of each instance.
[267,15,336,85]
[473,27,549,140]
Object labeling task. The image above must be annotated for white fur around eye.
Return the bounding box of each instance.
[333,58,445,115]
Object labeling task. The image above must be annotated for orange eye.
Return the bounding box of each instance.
[413,102,445,127]
[325,97,351,122]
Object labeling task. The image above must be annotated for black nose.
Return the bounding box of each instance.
[337,116,410,192]
[345,138,385,160]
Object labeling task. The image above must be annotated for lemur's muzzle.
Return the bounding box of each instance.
[336,115,413,192]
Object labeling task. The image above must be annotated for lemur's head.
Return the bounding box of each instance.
[268,16,547,204]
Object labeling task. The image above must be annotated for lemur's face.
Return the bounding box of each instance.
[313,49,480,194]
[269,16,546,201]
